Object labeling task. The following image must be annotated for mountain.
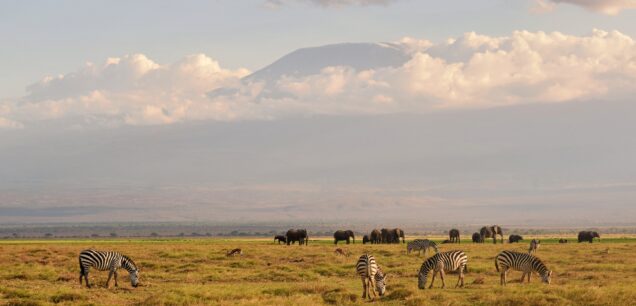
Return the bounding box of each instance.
[208,42,410,98]
[244,42,410,82]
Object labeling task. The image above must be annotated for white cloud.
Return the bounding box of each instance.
[2,29,635,129]
[7,54,249,127]
[534,0,636,15]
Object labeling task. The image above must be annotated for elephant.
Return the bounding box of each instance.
[393,228,405,244]
[286,229,309,246]
[578,231,600,243]
[333,230,355,244]
[472,232,481,243]
[274,235,287,244]
[381,228,391,243]
[370,229,382,244]
[381,228,404,244]
[508,234,523,243]
[362,235,370,244]
[449,229,460,244]
[480,225,504,244]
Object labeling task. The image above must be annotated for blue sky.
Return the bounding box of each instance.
[1,0,635,98]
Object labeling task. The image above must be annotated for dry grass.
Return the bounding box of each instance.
[0,237,635,305]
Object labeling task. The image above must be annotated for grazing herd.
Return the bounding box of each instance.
[76,228,602,298]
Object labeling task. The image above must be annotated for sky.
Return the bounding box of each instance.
[1,0,636,225]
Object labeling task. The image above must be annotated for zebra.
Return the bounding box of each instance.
[407,239,438,256]
[417,250,468,289]
[528,239,540,254]
[356,254,387,299]
[79,249,139,288]
[495,250,552,285]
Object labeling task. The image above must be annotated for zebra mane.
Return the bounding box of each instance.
[121,255,138,272]
[532,256,549,275]
[419,253,439,275]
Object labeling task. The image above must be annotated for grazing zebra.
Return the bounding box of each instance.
[407,239,438,257]
[417,250,468,289]
[79,249,139,288]
[495,250,552,285]
[528,239,540,254]
[356,254,387,299]
[559,239,568,244]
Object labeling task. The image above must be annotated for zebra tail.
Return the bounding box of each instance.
[464,264,468,273]
[495,257,500,272]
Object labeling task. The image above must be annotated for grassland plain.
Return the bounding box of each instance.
[1,236,635,306]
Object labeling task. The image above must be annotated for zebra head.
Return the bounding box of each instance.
[417,270,427,289]
[541,270,552,284]
[375,269,387,296]
[130,269,140,287]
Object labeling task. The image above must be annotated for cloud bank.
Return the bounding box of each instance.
[535,0,636,15]
[2,29,636,129]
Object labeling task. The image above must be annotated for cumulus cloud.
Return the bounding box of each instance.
[7,54,249,127]
[534,0,636,15]
[265,0,399,8]
[2,29,635,129]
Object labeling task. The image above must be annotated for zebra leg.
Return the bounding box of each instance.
[519,272,526,283]
[106,270,114,288]
[361,278,367,299]
[114,270,118,287]
[527,272,531,283]
[429,271,437,289]
[440,270,446,289]
[456,268,464,288]
[370,277,378,299]
[85,272,91,288]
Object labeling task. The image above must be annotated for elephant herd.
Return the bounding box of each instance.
[279,229,309,245]
[361,228,405,244]
[275,227,601,245]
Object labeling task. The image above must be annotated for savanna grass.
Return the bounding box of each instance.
[0,236,635,305]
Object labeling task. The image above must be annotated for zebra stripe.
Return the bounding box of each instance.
[356,254,386,299]
[418,250,467,289]
[407,239,439,256]
[495,250,552,285]
[79,249,139,288]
